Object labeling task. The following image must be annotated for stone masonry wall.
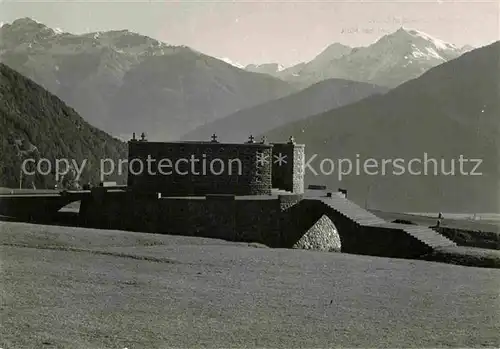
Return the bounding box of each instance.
[292,145,305,194]
[80,191,283,245]
[79,191,432,257]
[128,141,272,196]
[292,215,341,252]
[80,191,328,249]
[271,143,305,194]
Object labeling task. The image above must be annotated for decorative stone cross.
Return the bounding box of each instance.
[288,135,296,144]
[140,132,147,141]
[132,132,136,141]
[260,136,267,144]
[248,135,255,143]
[211,133,218,142]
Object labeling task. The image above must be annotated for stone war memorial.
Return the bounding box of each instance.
[0,133,457,258]
[77,133,457,258]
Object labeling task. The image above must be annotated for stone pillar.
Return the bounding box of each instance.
[271,141,305,194]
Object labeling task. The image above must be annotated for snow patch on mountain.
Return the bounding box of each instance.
[403,59,414,67]
[410,43,446,61]
[461,44,475,52]
[219,57,244,69]
[425,47,445,60]
[403,27,457,50]
[244,62,288,76]
[256,63,285,71]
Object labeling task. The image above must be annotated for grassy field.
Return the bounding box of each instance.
[1,221,499,348]
[371,210,500,233]
[372,210,500,251]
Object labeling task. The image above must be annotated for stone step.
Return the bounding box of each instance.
[318,193,456,249]
[357,219,386,225]
[319,197,386,226]
[375,222,457,248]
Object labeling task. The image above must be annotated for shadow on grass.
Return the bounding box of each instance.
[2,212,500,269]
[421,246,500,269]
[0,211,82,229]
[433,226,500,250]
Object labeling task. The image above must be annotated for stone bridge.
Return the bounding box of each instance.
[299,191,457,258]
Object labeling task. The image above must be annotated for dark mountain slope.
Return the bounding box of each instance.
[111,51,297,141]
[0,18,296,141]
[264,41,500,213]
[0,63,127,188]
[182,78,389,142]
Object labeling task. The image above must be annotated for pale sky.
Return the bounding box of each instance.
[1,0,499,67]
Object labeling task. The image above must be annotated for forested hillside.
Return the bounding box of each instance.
[0,63,127,188]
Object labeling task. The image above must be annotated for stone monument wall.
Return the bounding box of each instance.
[271,142,305,194]
[128,141,272,196]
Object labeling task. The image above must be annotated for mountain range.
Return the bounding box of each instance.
[0,18,296,141]
[182,78,389,142]
[248,28,471,89]
[2,17,496,213]
[0,63,127,188]
[1,18,474,142]
[263,41,500,213]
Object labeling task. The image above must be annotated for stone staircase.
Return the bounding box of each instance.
[317,192,456,249]
[319,193,386,226]
[376,222,457,248]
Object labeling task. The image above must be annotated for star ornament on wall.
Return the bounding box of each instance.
[256,152,270,166]
[273,153,287,166]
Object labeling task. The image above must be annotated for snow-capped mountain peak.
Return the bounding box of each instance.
[375,26,465,62]
[401,26,458,50]
[0,17,68,47]
[277,26,470,88]
[11,17,45,28]
[2,17,67,37]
